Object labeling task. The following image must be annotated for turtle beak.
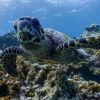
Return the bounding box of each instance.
[16,20,34,42]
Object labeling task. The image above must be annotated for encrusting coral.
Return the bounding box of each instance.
[0,55,100,100]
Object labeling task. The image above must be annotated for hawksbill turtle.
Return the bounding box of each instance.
[0,16,100,76]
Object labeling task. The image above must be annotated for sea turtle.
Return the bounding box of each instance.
[0,16,100,76]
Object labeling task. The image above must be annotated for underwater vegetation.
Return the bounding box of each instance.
[0,18,100,100]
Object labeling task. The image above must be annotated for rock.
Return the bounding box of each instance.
[85,24,100,32]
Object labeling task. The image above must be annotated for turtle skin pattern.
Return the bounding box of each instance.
[0,46,25,76]
[0,16,100,76]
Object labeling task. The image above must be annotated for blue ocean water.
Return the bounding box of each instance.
[0,0,100,37]
[0,1,100,99]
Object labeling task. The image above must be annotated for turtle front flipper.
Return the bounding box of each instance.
[56,36,100,59]
[0,46,27,77]
[56,35,100,52]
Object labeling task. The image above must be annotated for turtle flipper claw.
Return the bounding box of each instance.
[0,46,25,77]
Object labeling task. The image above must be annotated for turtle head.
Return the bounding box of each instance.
[14,16,45,43]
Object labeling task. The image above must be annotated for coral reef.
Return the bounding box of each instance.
[0,55,100,100]
[0,30,19,50]
[81,24,100,43]
[85,24,100,33]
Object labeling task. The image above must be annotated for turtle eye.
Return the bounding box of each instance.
[14,24,17,31]
[31,18,40,28]
[19,16,31,21]
[19,17,24,20]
